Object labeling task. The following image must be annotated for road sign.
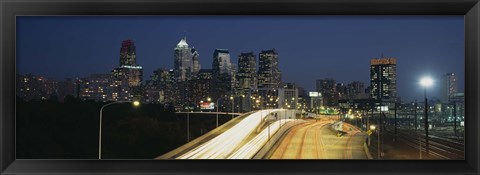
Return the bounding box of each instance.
[366,130,372,135]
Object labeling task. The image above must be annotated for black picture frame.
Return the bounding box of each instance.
[1,0,479,174]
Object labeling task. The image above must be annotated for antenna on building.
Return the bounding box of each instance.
[183,30,187,41]
[381,52,384,58]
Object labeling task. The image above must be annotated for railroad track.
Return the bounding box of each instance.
[384,127,464,159]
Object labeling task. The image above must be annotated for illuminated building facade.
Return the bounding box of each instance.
[347,81,369,100]
[16,73,58,101]
[112,39,143,87]
[111,39,143,101]
[370,57,397,104]
[144,69,176,104]
[173,37,201,81]
[257,49,281,109]
[278,83,298,109]
[237,52,257,112]
[257,49,281,89]
[188,69,213,108]
[78,73,130,102]
[212,49,236,104]
[442,73,458,103]
[316,78,338,107]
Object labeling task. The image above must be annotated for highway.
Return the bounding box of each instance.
[268,120,368,159]
[177,109,291,159]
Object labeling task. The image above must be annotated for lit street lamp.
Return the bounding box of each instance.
[99,100,140,159]
[208,97,222,128]
[230,96,234,119]
[420,76,433,159]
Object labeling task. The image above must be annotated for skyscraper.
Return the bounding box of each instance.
[258,49,281,89]
[213,49,234,76]
[237,52,257,111]
[173,36,201,81]
[112,39,143,101]
[316,78,337,107]
[112,39,143,87]
[442,73,457,102]
[212,49,236,102]
[237,52,257,92]
[370,57,397,104]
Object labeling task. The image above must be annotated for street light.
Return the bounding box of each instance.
[206,97,222,128]
[420,76,433,158]
[230,96,234,119]
[99,100,140,159]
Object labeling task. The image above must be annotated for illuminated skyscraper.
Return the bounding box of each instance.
[112,39,143,87]
[112,39,143,101]
[258,49,281,89]
[370,57,397,104]
[212,49,236,102]
[316,78,337,107]
[173,36,201,81]
[442,73,458,102]
[237,52,257,111]
[237,52,257,92]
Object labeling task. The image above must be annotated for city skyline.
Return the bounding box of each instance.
[17,16,464,101]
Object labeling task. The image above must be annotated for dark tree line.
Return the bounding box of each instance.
[16,95,228,159]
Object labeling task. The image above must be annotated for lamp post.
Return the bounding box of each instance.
[420,76,433,159]
[215,97,221,128]
[230,96,234,119]
[99,100,140,159]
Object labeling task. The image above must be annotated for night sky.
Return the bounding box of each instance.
[17,16,464,102]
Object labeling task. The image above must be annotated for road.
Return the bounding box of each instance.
[269,120,368,159]
[176,109,291,159]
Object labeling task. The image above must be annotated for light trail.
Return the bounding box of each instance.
[177,109,287,159]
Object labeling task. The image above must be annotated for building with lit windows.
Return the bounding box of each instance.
[347,81,369,100]
[144,69,176,104]
[258,49,281,89]
[237,52,257,112]
[278,83,298,109]
[316,78,338,107]
[173,36,201,81]
[442,73,458,103]
[212,48,236,106]
[16,73,58,101]
[370,57,397,105]
[188,69,213,108]
[78,73,129,102]
[112,39,143,87]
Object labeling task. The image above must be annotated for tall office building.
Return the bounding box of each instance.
[370,57,397,104]
[112,39,143,87]
[173,36,201,81]
[237,52,257,111]
[258,49,281,89]
[441,73,457,103]
[237,52,257,92]
[316,78,337,107]
[212,49,236,102]
[213,49,234,76]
